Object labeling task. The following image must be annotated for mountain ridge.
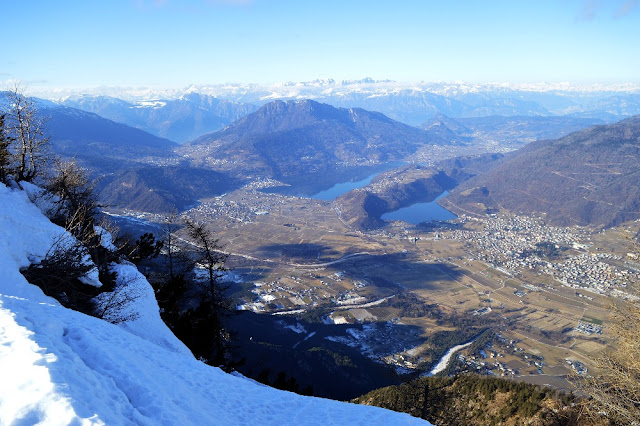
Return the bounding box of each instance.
[181,99,449,182]
[442,115,640,227]
[60,93,257,143]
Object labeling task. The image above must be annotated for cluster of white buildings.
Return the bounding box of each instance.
[455,337,545,377]
[457,353,519,377]
[187,197,255,223]
[547,252,638,295]
[449,214,587,274]
[237,279,325,312]
[447,214,639,298]
[574,320,603,335]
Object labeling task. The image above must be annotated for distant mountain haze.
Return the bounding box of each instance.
[422,114,604,149]
[69,81,640,126]
[60,93,257,143]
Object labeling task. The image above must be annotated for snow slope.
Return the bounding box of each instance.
[0,183,427,425]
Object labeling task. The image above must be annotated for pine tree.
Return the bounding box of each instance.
[184,218,232,367]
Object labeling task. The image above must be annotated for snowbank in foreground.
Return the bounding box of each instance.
[0,183,427,425]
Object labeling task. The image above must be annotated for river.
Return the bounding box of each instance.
[425,340,474,376]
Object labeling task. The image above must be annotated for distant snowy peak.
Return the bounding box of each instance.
[277,77,396,87]
[187,80,640,100]
[131,100,167,109]
[162,81,640,125]
[38,79,640,103]
[34,79,640,129]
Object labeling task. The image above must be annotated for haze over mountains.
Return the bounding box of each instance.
[0,93,234,213]
[0,92,177,166]
[51,80,640,129]
[41,104,177,164]
[423,114,604,150]
[61,93,257,143]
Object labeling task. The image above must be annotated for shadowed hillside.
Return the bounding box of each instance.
[443,116,640,227]
[180,100,451,181]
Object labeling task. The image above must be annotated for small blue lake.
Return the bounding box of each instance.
[381,191,457,224]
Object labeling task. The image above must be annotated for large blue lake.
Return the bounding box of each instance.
[310,172,378,200]
[381,191,457,224]
[307,162,405,200]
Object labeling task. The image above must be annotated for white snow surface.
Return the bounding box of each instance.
[0,183,427,425]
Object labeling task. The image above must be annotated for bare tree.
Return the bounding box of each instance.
[145,213,193,334]
[20,232,98,314]
[0,113,13,183]
[3,84,51,182]
[164,212,183,281]
[93,276,141,324]
[47,158,97,222]
[573,299,640,424]
[151,212,193,284]
[573,243,640,424]
[46,159,121,293]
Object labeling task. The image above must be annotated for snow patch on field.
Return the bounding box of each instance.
[283,322,307,334]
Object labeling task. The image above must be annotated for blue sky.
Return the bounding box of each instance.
[2,0,639,90]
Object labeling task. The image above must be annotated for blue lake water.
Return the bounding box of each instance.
[309,162,406,200]
[310,173,378,200]
[263,163,408,199]
[381,191,457,224]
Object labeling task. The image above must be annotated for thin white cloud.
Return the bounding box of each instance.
[578,0,598,21]
[205,0,254,6]
[576,0,638,20]
[614,0,639,17]
[133,0,168,10]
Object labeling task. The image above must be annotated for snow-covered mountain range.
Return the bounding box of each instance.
[47,79,640,130]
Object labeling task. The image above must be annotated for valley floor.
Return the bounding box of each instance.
[122,183,640,392]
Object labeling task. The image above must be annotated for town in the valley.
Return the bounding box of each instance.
[108,179,640,391]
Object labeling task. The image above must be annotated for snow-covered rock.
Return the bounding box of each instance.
[0,183,427,425]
